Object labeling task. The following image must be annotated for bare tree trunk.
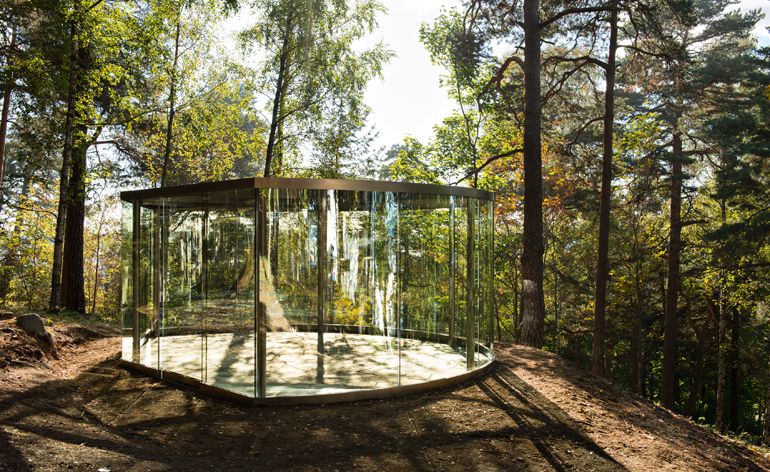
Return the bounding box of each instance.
[512,262,519,343]
[716,203,728,432]
[716,299,728,431]
[631,233,643,394]
[763,383,770,445]
[0,27,16,212]
[592,5,617,376]
[90,213,105,314]
[553,271,559,353]
[519,0,545,348]
[662,120,682,410]
[729,307,740,431]
[264,6,293,177]
[631,308,642,394]
[50,22,80,311]
[686,323,706,419]
[160,15,181,188]
[61,131,88,313]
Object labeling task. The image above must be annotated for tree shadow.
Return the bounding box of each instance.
[477,366,625,471]
[0,428,32,472]
[0,354,659,471]
[498,344,770,472]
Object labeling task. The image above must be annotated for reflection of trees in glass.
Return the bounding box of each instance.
[274,197,318,324]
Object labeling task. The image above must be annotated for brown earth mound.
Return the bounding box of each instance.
[0,319,118,393]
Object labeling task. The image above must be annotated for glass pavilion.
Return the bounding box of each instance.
[120,177,494,404]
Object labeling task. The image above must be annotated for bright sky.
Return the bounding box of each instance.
[222,0,770,156]
[359,0,461,151]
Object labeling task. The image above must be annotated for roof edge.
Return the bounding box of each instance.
[119,177,494,202]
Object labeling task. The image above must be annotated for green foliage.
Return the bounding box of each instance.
[240,0,392,177]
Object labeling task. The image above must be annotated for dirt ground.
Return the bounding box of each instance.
[1,325,769,471]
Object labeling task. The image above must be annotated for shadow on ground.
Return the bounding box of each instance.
[498,345,770,472]
[0,355,625,472]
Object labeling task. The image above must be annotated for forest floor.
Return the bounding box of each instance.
[1,321,770,472]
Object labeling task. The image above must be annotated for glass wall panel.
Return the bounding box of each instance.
[132,203,160,368]
[478,199,494,362]
[470,197,483,368]
[201,191,255,396]
[120,202,134,362]
[318,190,400,391]
[261,188,320,396]
[398,193,461,385]
[450,196,470,370]
[158,195,205,382]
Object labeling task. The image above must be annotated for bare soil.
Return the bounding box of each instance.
[1,325,768,471]
[497,343,770,471]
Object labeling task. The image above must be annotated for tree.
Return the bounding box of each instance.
[40,0,179,311]
[242,0,390,177]
[625,0,762,410]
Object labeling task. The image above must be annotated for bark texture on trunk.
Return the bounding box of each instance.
[61,130,88,313]
[714,201,728,431]
[686,323,706,419]
[519,0,546,348]
[631,239,643,395]
[50,22,80,311]
[160,15,181,188]
[729,307,740,431]
[264,6,293,178]
[592,5,617,376]
[716,272,728,430]
[90,216,104,315]
[0,27,16,211]
[662,123,683,410]
[763,383,770,445]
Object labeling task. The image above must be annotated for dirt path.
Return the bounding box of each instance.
[1,335,768,471]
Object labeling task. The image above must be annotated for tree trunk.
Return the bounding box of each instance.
[512,263,519,343]
[60,130,88,313]
[519,0,545,348]
[631,233,643,395]
[0,27,16,212]
[50,22,80,311]
[264,7,293,177]
[763,383,770,445]
[686,322,706,419]
[631,308,642,394]
[729,307,740,431]
[553,271,559,353]
[90,214,105,315]
[716,297,728,432]
[592,5,617,376]
[160,15,181,188]
[716,202,728,432]
[662,121,682,410]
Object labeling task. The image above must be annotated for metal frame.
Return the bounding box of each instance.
[121,176,495,405]
[120,176,495,202]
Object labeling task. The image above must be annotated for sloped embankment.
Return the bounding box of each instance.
[496,343,770,471]
[0,317,118,393]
